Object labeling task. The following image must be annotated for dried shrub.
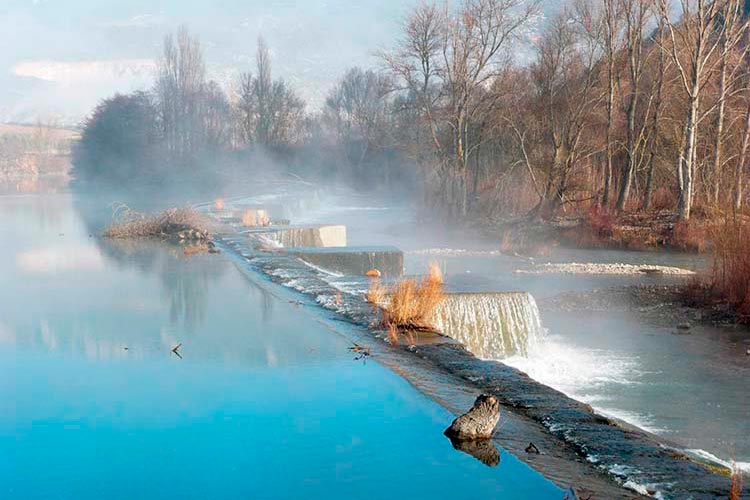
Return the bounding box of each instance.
[670,221,710,253]
[103,204,211,239]
[585,205,615,239]
[382,262,444,331]
[710,219,750,320]
[564,205,616,248]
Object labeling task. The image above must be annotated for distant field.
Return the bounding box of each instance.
[0,123,80,141]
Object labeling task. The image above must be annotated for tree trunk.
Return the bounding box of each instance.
[712,35,729,205]
[679,99,699,220]
[603,68,615,208]
[643,21,665,210]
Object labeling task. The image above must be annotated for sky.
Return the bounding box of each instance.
[0,0,422,125]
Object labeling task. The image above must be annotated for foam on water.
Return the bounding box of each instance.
[503,335,665,434]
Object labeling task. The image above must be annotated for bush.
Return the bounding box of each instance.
[103,204,211,239]
[74,92,161,183]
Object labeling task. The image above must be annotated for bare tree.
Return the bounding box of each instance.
[237,37,306,149]
[323,67,393,178]
[643,8,668,209]
[734,26,750,210]
[659,0,727,220]
[709,0,747,204]
[384,0,538,218]
[532,7,603,213]
[155,26,207,158]
[615,0,651,211]
[602,0,621,207]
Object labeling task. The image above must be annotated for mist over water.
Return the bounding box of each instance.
[280,185,750,468]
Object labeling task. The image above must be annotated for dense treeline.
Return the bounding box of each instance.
[75,0,750,223]
[74,27,414,194]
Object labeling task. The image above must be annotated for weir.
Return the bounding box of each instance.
[245,224,347,248]
[431,292,543,359]
[286,245,403,277]
[234,203,287,220]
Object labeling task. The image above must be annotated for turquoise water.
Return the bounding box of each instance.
[0,194,563,499]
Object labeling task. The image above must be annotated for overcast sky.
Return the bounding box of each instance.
[1,0,427,125]
[0,0,559,126]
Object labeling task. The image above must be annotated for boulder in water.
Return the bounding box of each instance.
[444,394,500,440]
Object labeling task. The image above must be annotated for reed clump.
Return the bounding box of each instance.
[368,263,445,333]
[103,204,211,239]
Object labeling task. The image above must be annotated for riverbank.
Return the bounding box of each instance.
[479,209,714,256]
[540,283,750,331]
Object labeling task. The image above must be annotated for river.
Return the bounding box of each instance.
[0,192,565,499]
[294,187,750,471]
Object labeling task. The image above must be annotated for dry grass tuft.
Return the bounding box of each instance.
[377,262,445,333]
[103,204,211,239]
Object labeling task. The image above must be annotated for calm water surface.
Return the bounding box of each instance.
[0,194,563,499]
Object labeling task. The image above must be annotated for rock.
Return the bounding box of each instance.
[444,394,500,440]
[677,322,692,331]
[365,268,381,278]
[525,442,540,454]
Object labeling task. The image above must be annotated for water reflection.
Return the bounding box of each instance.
[0,175,69,196]
[447,436,501,467]
[95,233,226,332]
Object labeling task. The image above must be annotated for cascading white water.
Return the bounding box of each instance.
[431,292,543,359]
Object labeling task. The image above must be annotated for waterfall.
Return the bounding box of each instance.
[431,292,543,359]
[251,225,347,248]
